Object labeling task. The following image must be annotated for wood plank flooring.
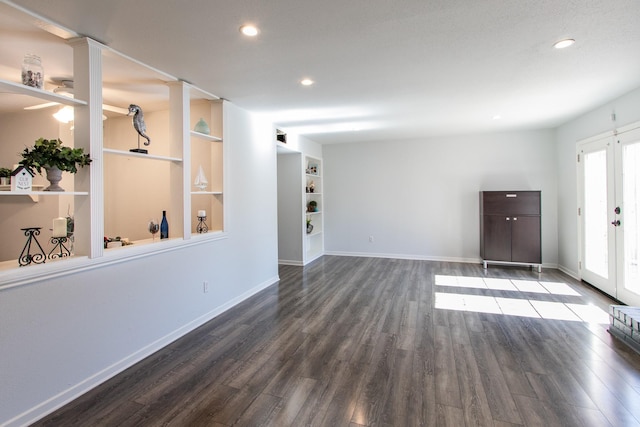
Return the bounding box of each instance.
[33,256,640,426]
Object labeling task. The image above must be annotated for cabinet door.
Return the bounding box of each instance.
[511,216,541,263]
[483,215,512,261]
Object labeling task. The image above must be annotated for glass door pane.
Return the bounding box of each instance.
[584,149,609,278]
[622,141,640,294]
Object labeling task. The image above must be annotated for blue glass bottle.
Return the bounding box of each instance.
[160,210,168,239]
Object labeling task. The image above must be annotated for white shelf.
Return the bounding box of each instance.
[306,192,322,196]
[306,211,322,215]
[306,230,323,237]
[0,186,87,201]
[0,191,89,195]
[190,130,222,142]
[103,148,183,162]
[0,79,87,106]
[190,191,222,195]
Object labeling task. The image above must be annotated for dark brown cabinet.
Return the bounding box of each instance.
[480,191,541,271]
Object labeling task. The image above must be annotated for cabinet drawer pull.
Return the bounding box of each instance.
[506,194,517,198]
[506,217,510,220]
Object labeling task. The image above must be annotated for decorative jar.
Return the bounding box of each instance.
[22,54,44,89]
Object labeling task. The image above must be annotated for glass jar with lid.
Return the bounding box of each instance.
[21,54,44,89]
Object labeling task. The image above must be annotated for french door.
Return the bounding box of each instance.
[578,124,640,305]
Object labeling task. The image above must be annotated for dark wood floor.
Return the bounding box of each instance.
[33,256,640,426]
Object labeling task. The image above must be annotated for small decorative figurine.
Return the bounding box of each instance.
[11,166,33,192]
[128,104,151,153]
[19,227,46,266]
[194,165,208,191]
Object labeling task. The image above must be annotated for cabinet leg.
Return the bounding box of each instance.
[483,261,488,269]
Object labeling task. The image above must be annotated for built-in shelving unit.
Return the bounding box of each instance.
[0,8,227,272]
[304,155,324,262]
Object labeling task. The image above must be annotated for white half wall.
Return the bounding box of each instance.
[0,103,279,426]
[555,86,640,277]
[323,130,558,265]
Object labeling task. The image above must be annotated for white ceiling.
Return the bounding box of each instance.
[5,0,640,144]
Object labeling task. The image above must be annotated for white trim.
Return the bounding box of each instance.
[0,232,228,290]
[557,264,580,280]
[6,275,279,427]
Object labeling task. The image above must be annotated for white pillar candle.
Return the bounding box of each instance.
[53,217,67,237]
[198,210,206,217]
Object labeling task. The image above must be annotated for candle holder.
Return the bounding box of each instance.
[19,227,47,267]
[48,236,71,260]
[197,215,209,233]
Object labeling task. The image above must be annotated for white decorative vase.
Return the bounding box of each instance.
[44,166,65,191]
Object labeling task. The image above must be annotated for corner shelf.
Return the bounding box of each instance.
[103,148,183,162]
[191,191,222,195]
[190,130,222,142]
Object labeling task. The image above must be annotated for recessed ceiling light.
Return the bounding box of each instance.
[492,114,502,120]
[553,38,575,49]
[240,24,259,37]
[300,78,314,86]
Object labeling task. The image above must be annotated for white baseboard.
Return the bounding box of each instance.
[8,275,279,427]
[324,250,481,264]
[325,251,560,271]
[278,259,304,266]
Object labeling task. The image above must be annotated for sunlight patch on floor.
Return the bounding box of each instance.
[434,275,582,296]
[434,292,609,324]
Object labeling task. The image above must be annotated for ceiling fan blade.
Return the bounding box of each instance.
[24,102,59,110]
[24,101,127,116]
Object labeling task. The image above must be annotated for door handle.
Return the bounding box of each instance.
[615,206,621,214]
[612,220,621,226]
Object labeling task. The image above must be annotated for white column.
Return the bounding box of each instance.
[69,37,104,258]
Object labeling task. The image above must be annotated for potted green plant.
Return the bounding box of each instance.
[0,167,11,185]
[19,138,92,191]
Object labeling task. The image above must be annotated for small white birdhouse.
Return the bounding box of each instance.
[11,166,33,192]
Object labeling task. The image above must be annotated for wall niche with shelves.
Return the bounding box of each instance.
[189,91,224,236]
[101,49,183,245]
[0,18,88,266]
[304,155,323,262]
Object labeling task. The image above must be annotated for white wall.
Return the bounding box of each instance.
[323,130,558,265]
[555,86,640,277]
[0,102,279,426]
[277,152,303,264]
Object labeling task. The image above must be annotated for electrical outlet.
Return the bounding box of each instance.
[369,235,374,243]
[203,281,209,293]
